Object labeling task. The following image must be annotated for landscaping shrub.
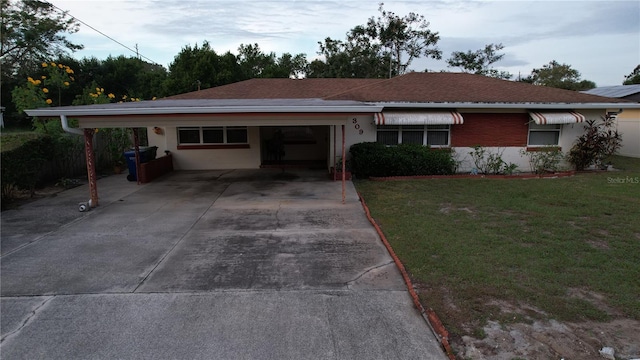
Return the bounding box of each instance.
[567,116,621,170]
[1,133,54,200]
[520,146,565,174]
[350,142,456,178]
[468,146,518,175]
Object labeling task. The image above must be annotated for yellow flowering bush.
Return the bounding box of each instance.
[14,61,77,110]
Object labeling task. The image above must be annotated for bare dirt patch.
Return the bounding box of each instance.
[439,203,476,216]
[421,286,640,359]
[456,318,640,360]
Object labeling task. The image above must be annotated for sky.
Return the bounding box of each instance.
[48,0,640,87]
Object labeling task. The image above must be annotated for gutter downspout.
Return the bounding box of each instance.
[60,115,84,135]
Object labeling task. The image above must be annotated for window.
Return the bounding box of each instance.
[178,126,248,145]
[528,123,560,146]
[376,125,450,147]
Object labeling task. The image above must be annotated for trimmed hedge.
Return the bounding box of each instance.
[1,134,54,199]
[350,142,456,178]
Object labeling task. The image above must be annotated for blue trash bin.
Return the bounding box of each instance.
[123,146,158,181]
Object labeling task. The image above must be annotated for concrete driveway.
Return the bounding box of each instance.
[1,169,446,359]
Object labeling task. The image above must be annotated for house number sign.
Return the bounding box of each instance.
[352,117,363,135]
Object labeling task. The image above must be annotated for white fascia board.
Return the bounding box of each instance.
[371,102,640,110]
[25,105,383,117]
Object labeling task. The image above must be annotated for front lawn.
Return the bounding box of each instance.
[355,155,640,341]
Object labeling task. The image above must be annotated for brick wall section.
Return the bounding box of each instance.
[139,154,174,183]
[451,113,529,147]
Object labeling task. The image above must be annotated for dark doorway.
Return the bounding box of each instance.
[260,126,328,169]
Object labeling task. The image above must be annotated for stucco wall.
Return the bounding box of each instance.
[617,109,640,158]
[327,115,376,167]
[148,126,261,170]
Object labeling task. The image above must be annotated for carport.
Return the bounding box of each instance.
[26,99,382,208]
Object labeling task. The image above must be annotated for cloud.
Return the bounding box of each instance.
[50,0,638,85]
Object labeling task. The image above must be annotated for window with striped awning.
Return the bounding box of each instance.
[375,111,464,125]
[529,111,585,125]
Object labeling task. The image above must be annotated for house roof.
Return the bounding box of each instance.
[326,72,629,104]
[26,73,639,123]
[167,72,629,105]
[167,78,384,100]
[582,85,640,99]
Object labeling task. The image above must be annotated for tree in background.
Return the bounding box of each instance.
[1,0,82,127]
[237,43,307,79]
[309,3,441,78]
[519,60,596,91]
[0,0,82,76]
[85,55,167,100]
[623,65,640,85]
[308,37,386,78]
[366,3,441,76]
[446,43,512,79]
[164,41,243,95]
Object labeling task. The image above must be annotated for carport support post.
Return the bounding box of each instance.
[132,128,141,185]
[341,124,346,204]
[83,128,99,207]
[333,125,337,180]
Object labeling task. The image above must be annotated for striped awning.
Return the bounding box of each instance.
[529,111,585,125]
[375,111,464,125]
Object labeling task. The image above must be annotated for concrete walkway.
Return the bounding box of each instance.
[1,170,446,359]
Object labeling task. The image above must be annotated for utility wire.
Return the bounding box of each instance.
[45,1,162,65]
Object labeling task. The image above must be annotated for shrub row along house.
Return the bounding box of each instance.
[27,73,639,204]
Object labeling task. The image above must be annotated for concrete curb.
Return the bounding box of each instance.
[358,193,456,360]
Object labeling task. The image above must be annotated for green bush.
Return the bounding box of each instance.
[350,142,456,178]
[468,145,518,175]
[567,116,622,170]
[1,134,54,199]
[520,146,565,174]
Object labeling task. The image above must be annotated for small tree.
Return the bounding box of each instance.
[567,115,622,170]
[521,60,596,90]
[446,43,512,79]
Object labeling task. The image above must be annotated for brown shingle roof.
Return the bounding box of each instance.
[166,78,384,100]
[166,72,628,104]
[325,72,628,103]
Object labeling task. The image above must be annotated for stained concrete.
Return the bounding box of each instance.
[1,169,446,359]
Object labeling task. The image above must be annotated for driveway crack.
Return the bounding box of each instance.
[275,202,283,231]
[345,260,395,289]
[322,295,340,360]
[1,296,54,344]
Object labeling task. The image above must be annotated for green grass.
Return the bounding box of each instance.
[355,155,640,337]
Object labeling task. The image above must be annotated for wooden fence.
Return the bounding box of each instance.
[37,129,148,184]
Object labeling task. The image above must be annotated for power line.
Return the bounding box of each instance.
[45,1,162,66]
